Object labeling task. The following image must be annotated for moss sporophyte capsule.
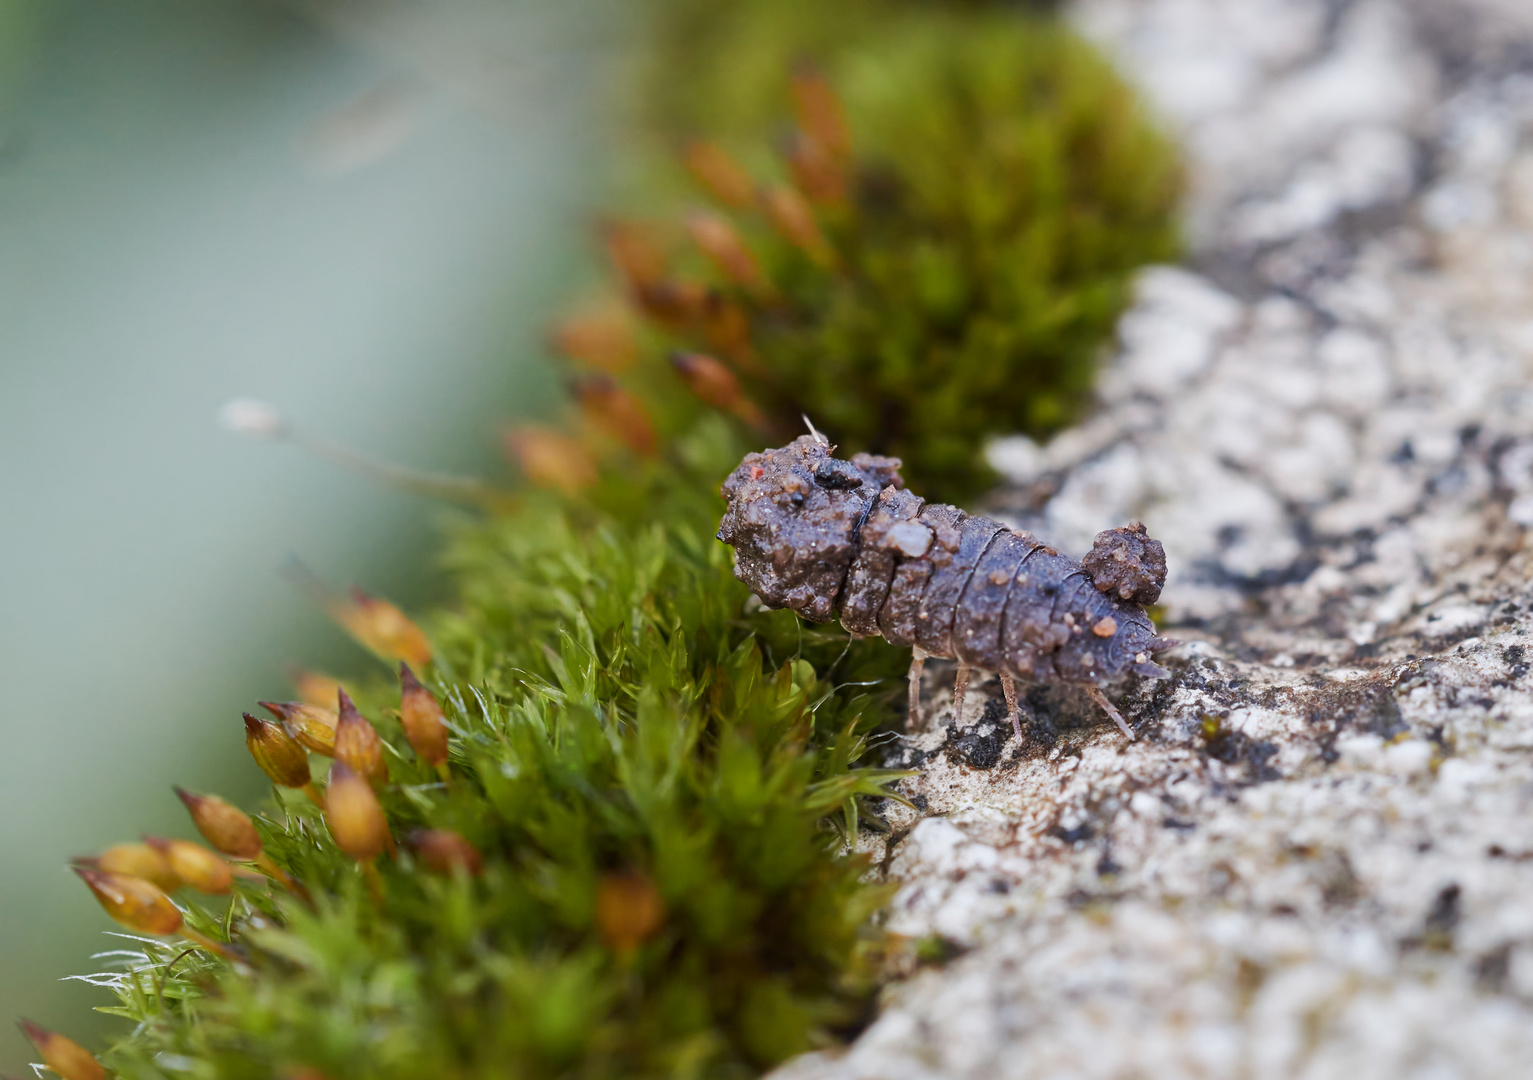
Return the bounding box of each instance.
[243,712,314,791]
[84,840,180,892]
[407,829,482,876]
[399,663,450,769]
[145,835,234,895]
[344,589,432,665]
[335,689,389,789]
[73,866,182,935]
[175,787,262,860]
[73,866,236,958]
[325,761,394,864]
[18,1020,105,1080]
[259,699,339,756]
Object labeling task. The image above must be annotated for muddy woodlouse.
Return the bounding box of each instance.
[716,435,1177,740]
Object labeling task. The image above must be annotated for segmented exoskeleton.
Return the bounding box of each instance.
[716,436,1177,740]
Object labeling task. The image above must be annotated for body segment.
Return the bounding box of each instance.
[839,486,924,636]
[915,515,1007,658]
[950,529,1031,669]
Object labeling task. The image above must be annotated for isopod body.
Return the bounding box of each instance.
[716,436,1176,740]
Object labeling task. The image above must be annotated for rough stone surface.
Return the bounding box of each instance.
[773,2,1533,1077]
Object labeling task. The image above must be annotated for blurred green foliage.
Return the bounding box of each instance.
[635,0,1061,148]
[606,3,1181,502]
[0,0,44,107]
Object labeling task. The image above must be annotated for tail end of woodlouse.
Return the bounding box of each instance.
[1084,522,1167,606]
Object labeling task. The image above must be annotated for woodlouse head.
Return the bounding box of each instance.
[1111,614,1177,680]
[717,437,902,622]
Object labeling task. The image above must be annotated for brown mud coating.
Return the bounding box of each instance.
[717,436,1177,741]
[1081,522,1168,605]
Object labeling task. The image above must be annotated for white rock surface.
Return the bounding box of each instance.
[778,2,1533,1077]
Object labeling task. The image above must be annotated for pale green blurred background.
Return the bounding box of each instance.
[0,0,616,1069]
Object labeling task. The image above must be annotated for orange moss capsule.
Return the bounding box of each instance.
[86,841,180,893]
[503,424,599,497]
[594,870,666,953]
[787,131,847,205]
[145,836,233,895]
[601,219,666,292]
[335,588,433,667]
[698,295,758,369]
[551,299,637,374]
[762,185,834,266]
[334,690,389,789]
[670,352,766,429]
[398,664,450,768]
[74,866,183,936]
[174,787,262,860]
[17,1020,105,1080]
[631,278,709,331]
[670,350,742,409]
[686,211,768,295]
[408,829,482,876]
[324,761,392,862]
[683,140,755,208]
[790,66,850,163]
[244,713,312,789]
[260,700,339,757]
[292,670,344,709]
[572,374,658,458]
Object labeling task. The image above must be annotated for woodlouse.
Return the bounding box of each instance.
[716,435,1177,740]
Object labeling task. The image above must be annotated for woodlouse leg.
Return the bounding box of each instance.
[1086,685,1135,741]
[951,663,971,726]
[906,647,927,730]
[1000,673,1024,742]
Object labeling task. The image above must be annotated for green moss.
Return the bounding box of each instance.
[92,463,908,1079]
[633,0,1061,147]
[604,4,1181,502]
